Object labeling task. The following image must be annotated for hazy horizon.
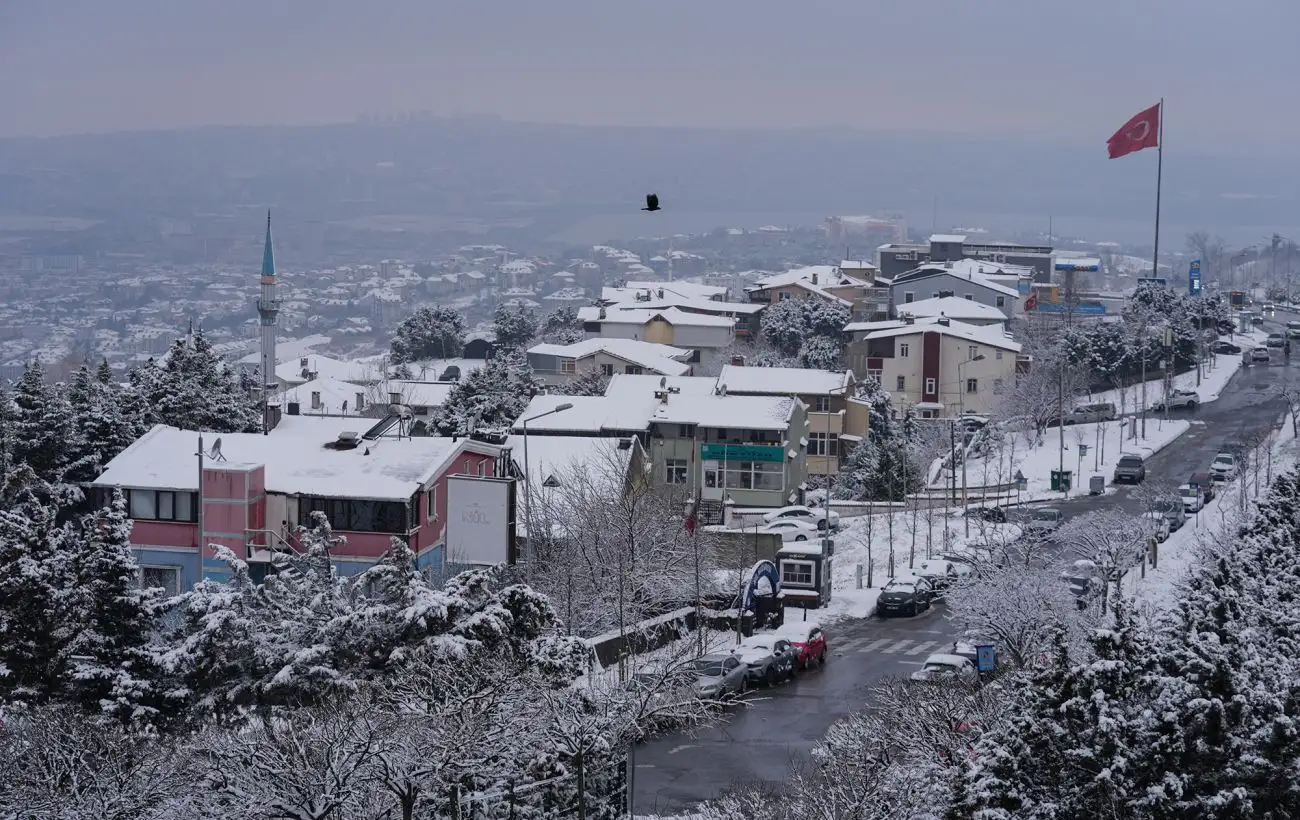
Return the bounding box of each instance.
[5,0,1300,156]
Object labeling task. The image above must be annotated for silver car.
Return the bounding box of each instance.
[732,636,797,686]
[688,654,748,700]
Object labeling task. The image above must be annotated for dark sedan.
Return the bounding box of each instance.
[876,577,935,617]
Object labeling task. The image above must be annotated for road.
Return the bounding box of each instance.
[633,320,1297,815]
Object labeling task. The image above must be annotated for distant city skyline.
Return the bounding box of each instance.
[4,0,1300,155]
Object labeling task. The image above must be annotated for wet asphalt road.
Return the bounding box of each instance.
[632,318,1298,816]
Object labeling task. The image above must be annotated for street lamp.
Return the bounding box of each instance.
[956,354,986,536]
[519,402,574,564]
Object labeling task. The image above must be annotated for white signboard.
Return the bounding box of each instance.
[445,476,517,566]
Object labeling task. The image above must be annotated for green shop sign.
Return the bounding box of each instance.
[700,443,785,463]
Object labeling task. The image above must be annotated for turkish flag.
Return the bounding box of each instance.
[1025,292,1038,311]
[1107,103,1160,159]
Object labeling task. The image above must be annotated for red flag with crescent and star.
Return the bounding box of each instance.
[1107,103,1160,159]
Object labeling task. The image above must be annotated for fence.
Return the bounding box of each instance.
[438,751,629,819]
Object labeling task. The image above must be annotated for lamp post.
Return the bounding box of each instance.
[956,354,986,535]
[519,402,574,565]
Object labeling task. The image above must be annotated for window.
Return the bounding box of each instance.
[781,560,815,586]
[996,295,1006,307]
[814,396,830,412]
[996,350,1003,360]
[964,294,973,300]
[925,377,937,394]
[600,363,614,376]
[778,292,791,301]
[966,378,979,393]
[625,365,644,375]
[301,497,408,534]
[678,424,693,437]
[355,393,365,412]
[665,458,688,484]
[904,292,915,304]
[389,391,402,404]
[921,409,937,419]
[969,345,979,359]
[899,342,910,358]
[809,432,839,457]
[868,367,883,379]
[128,489,196,522]
[896,375,906,391]
[427,487,437,520]
[559,358,576,374]
[139,566,180,597]
[717,460,783,491]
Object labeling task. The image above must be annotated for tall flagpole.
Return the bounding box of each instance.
[1152,98,1164,279]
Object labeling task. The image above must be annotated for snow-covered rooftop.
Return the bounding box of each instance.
[513,395,651,434]
[503,434,636,489]
[93,416,497,500]
[648,394,795,431]
[275,375,369,414]
[388,380,455,408]
[527,338,693,376]
[929,234,968,244]
[861,318,1023,352]
[576,306,735,329]
[716,365,852,397]
[514,390,798,435]
[896,261,1020,296]
[614,280,729,301]
[895,296,1009,322]
[603,374,718,401]
[276,354,385,385]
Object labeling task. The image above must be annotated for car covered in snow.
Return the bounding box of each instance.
[731,635,798,686]
[686,654,748,700]
[876,577,935,617]
[1179,483,1205,513]
[771,621,828,670]
[757,519,820,542]
[1025,508,1064,535]
[1251,346,1271,363]
[762,505,840,531]
[915,557,974,591]
[1151,390,1199,411]
[909,653,977,683]
[1211,452,1238,480]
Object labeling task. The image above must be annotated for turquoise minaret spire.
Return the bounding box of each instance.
[256,211,281,434]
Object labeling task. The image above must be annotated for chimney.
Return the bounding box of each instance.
[657,287,664,298]
[299,357,309,368]
[598,306,607,320]
[937,314,950,326]
[811,272,819,285]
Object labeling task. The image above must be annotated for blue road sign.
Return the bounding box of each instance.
[975,644,997,673]
[1189,259,1202,296]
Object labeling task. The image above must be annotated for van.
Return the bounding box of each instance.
[1062,402,1118,425]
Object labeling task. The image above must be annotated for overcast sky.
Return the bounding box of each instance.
[3,0,1297,154]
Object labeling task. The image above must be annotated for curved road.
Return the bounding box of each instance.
[632,319,1298,816]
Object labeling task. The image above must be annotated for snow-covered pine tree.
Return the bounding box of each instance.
[832,438,875,501]
[430,350,540,437]
[558,367,609,397]
[65,362,135,482]
[390,305,467,363]
[136,330,259,433]
[798,335,842,369]
[758,298,807,358]
[540,306,585,344]
[11,360,77,482]
[63,489,156,716]
[492,301,540,351]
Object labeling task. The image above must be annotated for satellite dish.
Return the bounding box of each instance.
[209,438,227,461]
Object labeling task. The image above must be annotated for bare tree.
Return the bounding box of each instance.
[1057,509,1150,611]
[944,563,1086,668]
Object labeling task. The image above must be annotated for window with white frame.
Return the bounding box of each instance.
[904,292,915,303]
[814,396,830,412]
[560,358,576,374]
[778,292,791,301]
[969,345,979,359]
[427,487,437,520]
[896,375,905,391]
[868,367,883,379]
[624,365,643,374]
[139,566,180,598]
[925,377,937,394]
[781,560,815,586]
[966,378,979,393]
[600,363,614,376]
[899,342,910,358]
[718,460,783,491]
[809,432,839,456]
[665,458,688,484]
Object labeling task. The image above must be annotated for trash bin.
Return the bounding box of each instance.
[1050,470,1073,492]
[1089,475,1105,495]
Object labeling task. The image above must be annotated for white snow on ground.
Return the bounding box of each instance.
[942,418,1190,502]
[1125,417,1300,611]
[574,627,740,690]
[1088,329,1268,412]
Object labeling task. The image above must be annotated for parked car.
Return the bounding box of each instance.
[963,505,1008,523]
[1151,390,1199,411]
[757,519,820,542]
[1026,508,1064,535]
[1060,402,1118,425]
[1251,346,1271,362]
[1213,341,1242,355]
[763,505,840,531]
[731,635,798,685]
[915,557,974,591]
[1288,320,1300,339]
[1113,453,1147,484]
[1187,471,1216,502]
[1179,483,1205,513]
[1146,499,1187,531]
[687,654,748,700]
[876,577,935,617]
[1210,452,1238,479]
[1267,333,1287,348]
[1142,513,1171,543]
[909,653,977,683]
[1061,559,1103,609]
[772,622,827,670]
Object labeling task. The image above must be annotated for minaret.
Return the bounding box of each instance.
[256,211,281,434]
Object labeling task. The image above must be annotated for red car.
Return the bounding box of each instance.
[772,622,828,670]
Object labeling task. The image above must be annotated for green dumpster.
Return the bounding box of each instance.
[1050,470,1073,492]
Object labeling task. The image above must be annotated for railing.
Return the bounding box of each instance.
[244,528,295,560]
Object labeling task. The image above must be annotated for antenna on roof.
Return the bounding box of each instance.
[209,437,227,462]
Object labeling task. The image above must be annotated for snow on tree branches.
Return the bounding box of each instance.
[390,305,467,363]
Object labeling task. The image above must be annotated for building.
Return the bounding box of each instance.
[598,284,766,339]
[577,306,735,372]
[511,385,810,520]
[823,215,908,245]
[844,316,1022,418]
[744,266,856,308]
[890,260,1025,317]
[90,415,512,593]
[714,365,868,476]
[274,354,387,391]
[256,213,281,432]
[526,338,695,387]
[878,234,1054,282]
[886,295,1008,327]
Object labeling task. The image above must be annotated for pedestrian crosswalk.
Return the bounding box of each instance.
[835,635,954,657]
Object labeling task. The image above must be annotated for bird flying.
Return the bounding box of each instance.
[642,193,660,212]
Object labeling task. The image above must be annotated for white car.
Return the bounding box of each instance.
[1210,452,1238,479]
[915,557,974,590]
[1178,483,1204,513]
[762,504,840,531]
[758,519,820,542]
[909,653,977,683]
[1250,346,1271,363]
